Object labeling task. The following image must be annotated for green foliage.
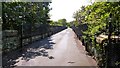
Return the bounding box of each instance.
[58,18,67,26]
[73,2,120,66]
[2,2,51,30]
[49,18,71,27]
[73,2,120,39]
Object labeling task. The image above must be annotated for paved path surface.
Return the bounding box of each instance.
[3,28,97,67]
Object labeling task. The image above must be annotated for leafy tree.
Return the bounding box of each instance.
[73,2,120,36]
[58,18,67,26]
[2,2,51,30]
[73,2,120,66]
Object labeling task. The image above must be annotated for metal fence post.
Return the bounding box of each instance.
[106,13,113,67]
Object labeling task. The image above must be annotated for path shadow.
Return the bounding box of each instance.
[2,37,55,68]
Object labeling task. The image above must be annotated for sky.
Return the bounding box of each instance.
[49,0,91,22]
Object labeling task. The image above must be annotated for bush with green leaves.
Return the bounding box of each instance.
[73,2,120,66]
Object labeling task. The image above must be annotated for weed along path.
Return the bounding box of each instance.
[3,28,97,67]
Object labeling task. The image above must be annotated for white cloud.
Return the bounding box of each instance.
[49,0,91,22]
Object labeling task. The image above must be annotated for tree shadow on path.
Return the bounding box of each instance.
[2,37,55,68]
